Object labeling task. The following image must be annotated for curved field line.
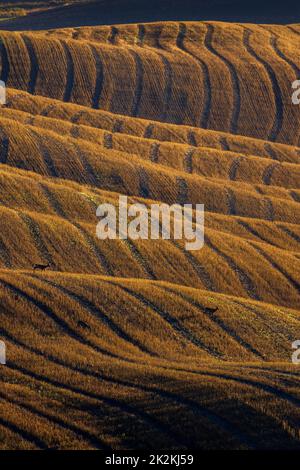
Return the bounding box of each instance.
[241,364,300,380]
[262,162,281,185]
[0,302,148,373]
[242,28,283,142]
[161,285,264,359]
[70,124,80,138]
[286,26,300,36]
[219,136,230,151]
[70,109,87,124]
[29,128,58,177]
[67,192,154,281]
[39,183,67,218]
[1,318,252,446]
[262,198,275,221]
[61,41,74,102]
[0,330,165,448]
[149,142,160,163]
[0,239,12,268]
[195,369,300,410]
[106,279,217,355]
[129,49,144,117]
[237,219,274,246]
[138,167,151,199]
[204,23,240,134]
[108,26,118,45]
[164,367,300,443]
[264,143,279,161]
[228,157,242,181]
[290,191,300,203]
[176,23,211,129]
[277,224,300,245]
[26,273,156,357]
[72,221,113,276]
[71,141,99,186]
[6,361,186,449]
[205,236,260,300]
[249,242,300,293]
[123,238,157,280]
[226,188,237,215]
[0,276,120,361]
[148,26,173,122]
[90,45,104,109]
[183,148,194,174]
[160,54,173,122]
[21,34,38,95]
[137,24,146,47]
[139,362,300,443]
[6,85,299,160]
[176,177,188,205]
[133,360,300,422]
[110,200,209,289]
[144,123,154,138]
[187,131,197,147]
[0,413,46,449]
[25,114,35,126]
[0,126,9,164]
[231,299,297,341]
[15,341,257,449]
[103,131,113,149]
[2,323,223,426]
[18,212,53,265]
[9,355,257,449]
[2,323,290,448]
[269,33,300,78]
[112,119,123,133]
[179,246,217,291]
[52,308,300,414]
[40,103,56,116]
[0,392,108,450]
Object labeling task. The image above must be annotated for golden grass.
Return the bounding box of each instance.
[1,22,300,143]
[2,105,300,190]
[1,272,300,449]
[0,21,299,450]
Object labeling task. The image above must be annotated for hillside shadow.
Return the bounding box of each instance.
[0,0,299,31]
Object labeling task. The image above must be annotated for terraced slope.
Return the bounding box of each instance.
[0,21,299,450]
[1,22,300,143]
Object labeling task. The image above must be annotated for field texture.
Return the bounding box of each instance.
[0,21,299,450]
[0,1,88,21]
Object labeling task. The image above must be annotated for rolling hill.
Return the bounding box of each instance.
[0,19,299,450]
[0,0,300,30]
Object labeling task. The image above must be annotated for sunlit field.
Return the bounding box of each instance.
[0,13,299,450]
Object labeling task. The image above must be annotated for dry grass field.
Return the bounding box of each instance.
[0,1,89,21]
[0,19,299,450]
